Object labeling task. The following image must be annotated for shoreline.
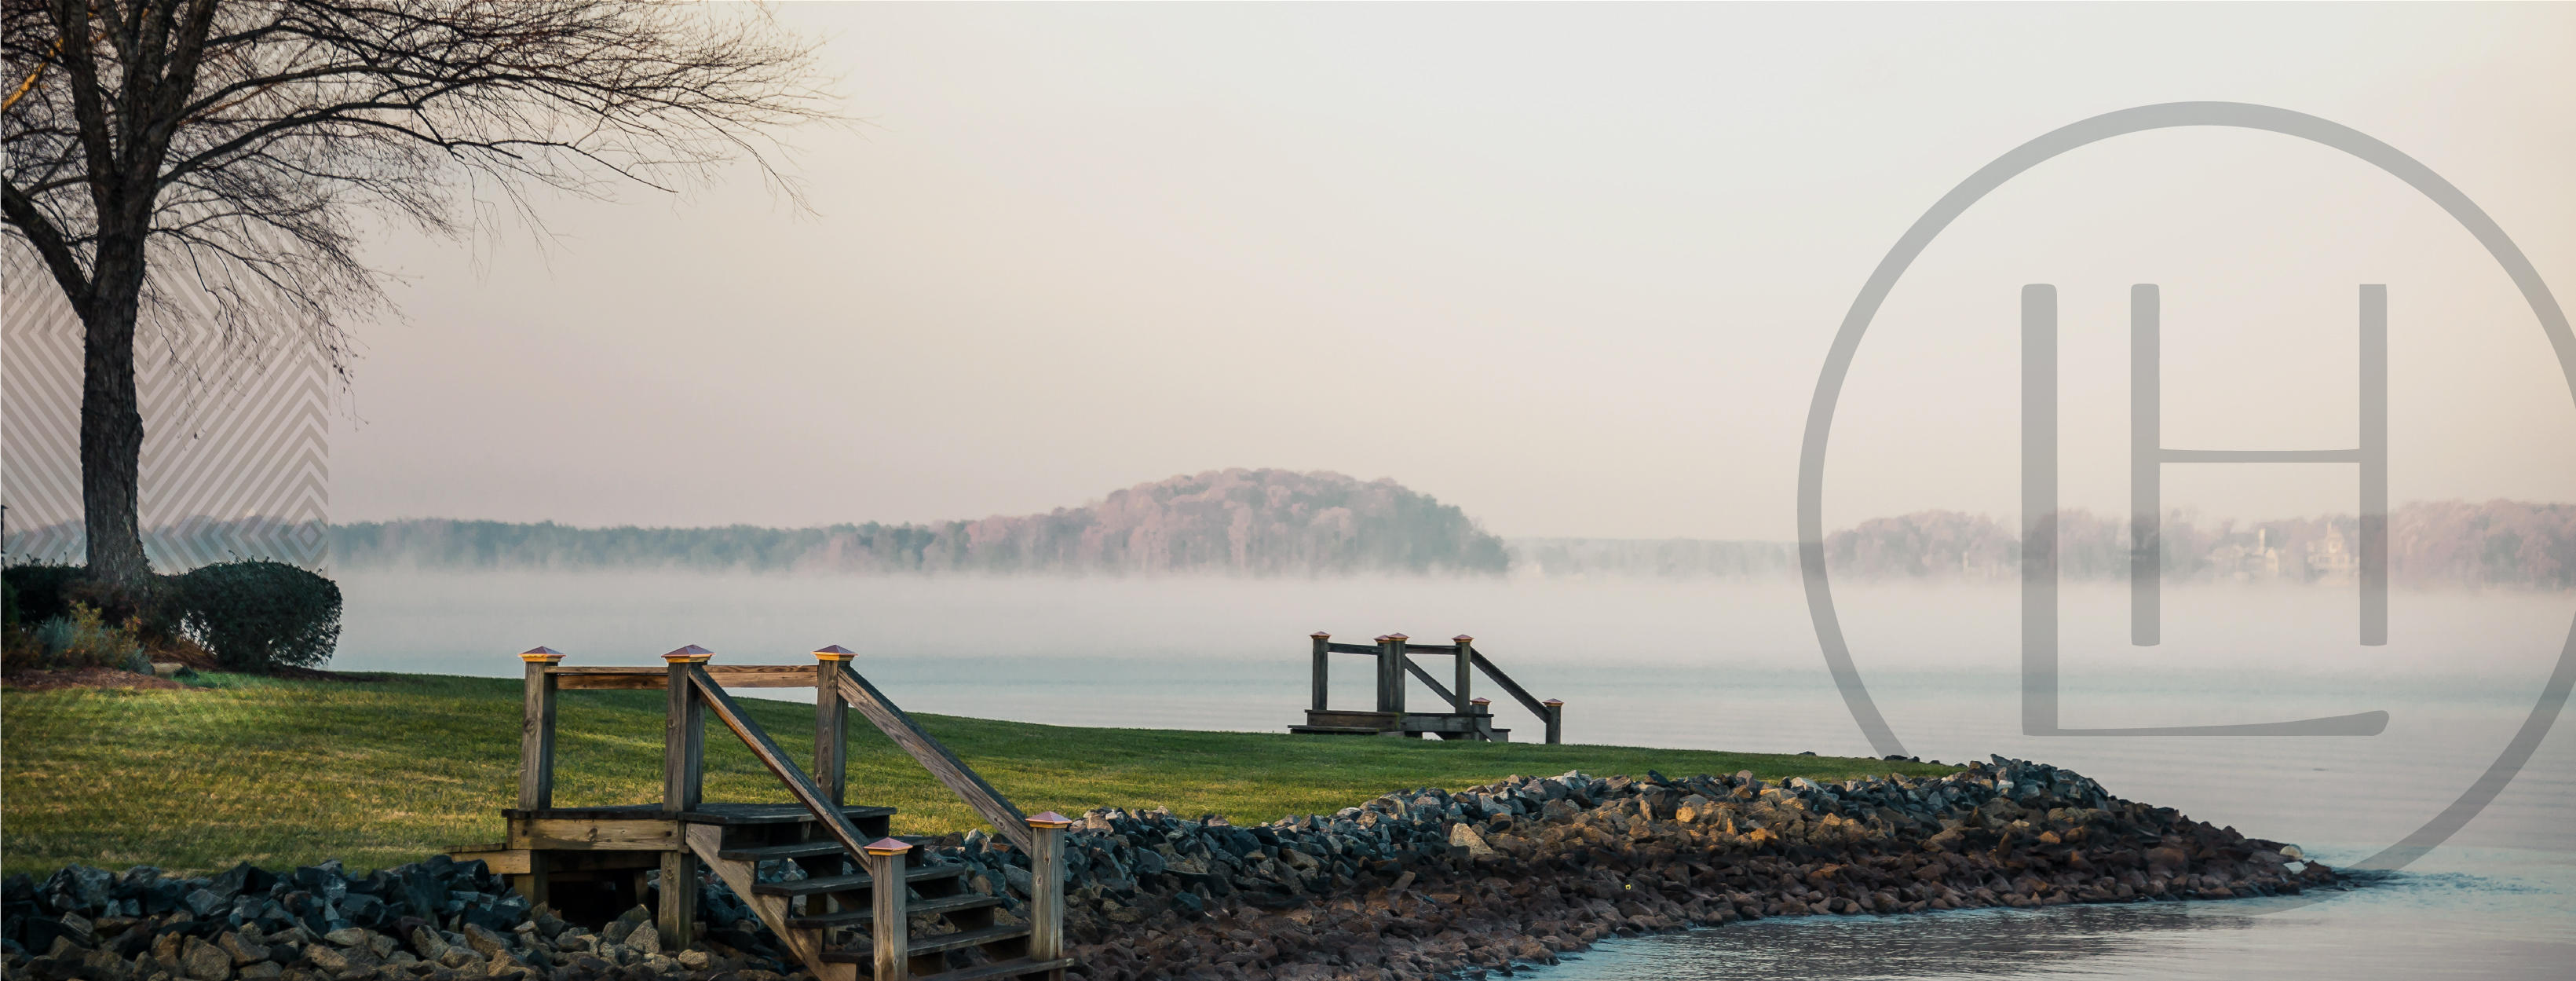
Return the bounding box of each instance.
[1035,757,2339,979]
[4,756,2338,981]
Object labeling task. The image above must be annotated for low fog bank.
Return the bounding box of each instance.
[305,498,2576,591]
[332,569,2570,690]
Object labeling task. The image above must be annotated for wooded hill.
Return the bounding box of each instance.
[328,469,1509,576]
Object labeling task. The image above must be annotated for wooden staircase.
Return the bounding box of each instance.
[686,806,1071,981]
[451,646,1073,981]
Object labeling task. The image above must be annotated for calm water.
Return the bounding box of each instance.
[337,571,2576,979]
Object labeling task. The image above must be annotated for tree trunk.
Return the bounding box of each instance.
[79,240,151,585]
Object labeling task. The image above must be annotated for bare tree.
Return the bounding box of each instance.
[2,0,830,585]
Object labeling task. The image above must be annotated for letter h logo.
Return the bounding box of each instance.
[2021,284,2389,736]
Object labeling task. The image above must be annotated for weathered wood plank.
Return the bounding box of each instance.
[446,847,533,876]
[815,661,849,807]
[1451,640,1474,716]
[553,664,820,690]
[656,848,698,951]
[1469,650,1548,719]
[1400,658,1456,707]
[1026,819,1067,965]
[868,845,910,980]
[1376,637,1408,713]
[833,668,1035,852]
[1309,634,1330,712]
[520,660,559,809]
[664,662,705,812]
[1303,709,1399,729]
[513,817,681,851]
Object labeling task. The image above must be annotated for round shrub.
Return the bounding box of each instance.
[172,561,342,672]
[2,564,88,629]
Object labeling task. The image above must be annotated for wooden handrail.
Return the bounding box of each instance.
[684,667,879,862]
[553,664,817,690]
[1469,650,1548,719]
[835,666,1036,851]
[1400,657,1458,707]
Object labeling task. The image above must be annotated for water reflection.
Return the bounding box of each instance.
[1536,902,2256,980]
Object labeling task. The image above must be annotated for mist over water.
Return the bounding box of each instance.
[338,570,2574,979]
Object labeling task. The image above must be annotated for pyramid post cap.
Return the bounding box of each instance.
[662,644,715,663]
[861,836,912,856]
[1471,697,1492,705]
[813,644,857,661]
[1385,633,1409,641]
[1544,698,1565,707]
[520,646,565,663]
[1025,811,1073,829]
[1452,635,1474,643]
[1309,631,1331,639]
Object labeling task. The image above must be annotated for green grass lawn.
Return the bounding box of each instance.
[0,672,1953,876]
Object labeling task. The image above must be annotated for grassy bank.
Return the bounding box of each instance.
[0,672,1953,876]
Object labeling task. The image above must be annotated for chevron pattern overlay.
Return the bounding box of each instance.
[2,251,330,570]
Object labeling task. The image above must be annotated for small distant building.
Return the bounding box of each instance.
[2208,528,2285,581]
[2308,525,2358,585]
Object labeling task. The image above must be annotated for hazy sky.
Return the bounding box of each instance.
[326,2,2576,540]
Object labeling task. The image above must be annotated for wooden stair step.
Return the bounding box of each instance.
[719,833,941,862]
[784,892,1004,928]
[688,803,900,825]
[914,957,1077,981]
[751,863,969,896]
[718,840,849,862]
[1287,725,1387,735]
[818,924,1033,962]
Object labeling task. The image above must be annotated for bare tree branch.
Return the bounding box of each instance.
[0,0,834,583]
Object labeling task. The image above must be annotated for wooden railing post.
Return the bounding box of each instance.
[1025,811,1070,967]
[813,645,854,806]
[1375,634,1409,715]
[518,647,564,809]
[663,646,712,812]
[1308,631,1331,712]
[1450,635,1474,716]
[515,646,565,908]
[1544,698,1564,745]
[864,837,912,981]
[660,646,711,952]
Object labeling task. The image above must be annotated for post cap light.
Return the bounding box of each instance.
[861,836,912,857]
[1025,811,1073,829]
[663,644,714,663]
[1452,635,1473,643]
[813,645,856,661]
[1544,698,1565,707]
[520,646,565,664]
[1310,631,1331,639]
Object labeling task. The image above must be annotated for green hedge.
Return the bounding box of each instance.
[171,561,341,672]
[1,565,88,629]
[3,561,341,673]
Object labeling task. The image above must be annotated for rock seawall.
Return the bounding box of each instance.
[1001,756,2339,979]
[5,757,2340,981]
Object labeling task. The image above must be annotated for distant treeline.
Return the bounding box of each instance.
[1816,500,2576,588]
[1504,538,1797,579]
[327,468,1510,575]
